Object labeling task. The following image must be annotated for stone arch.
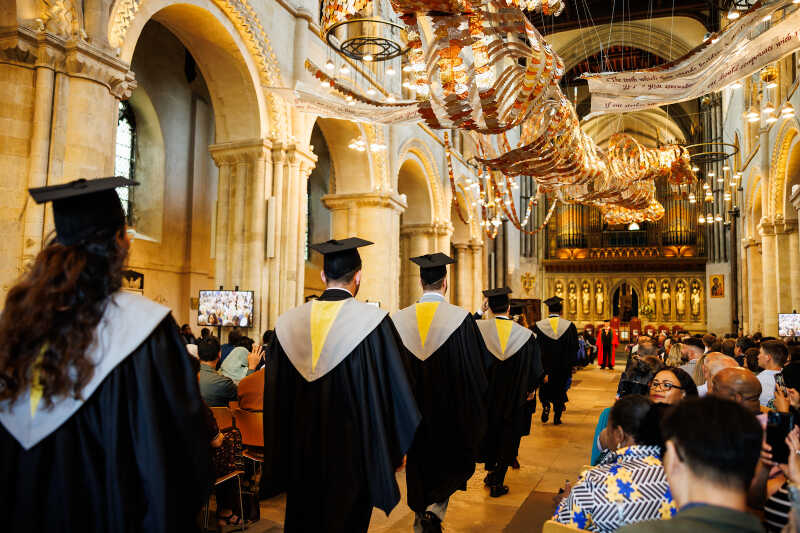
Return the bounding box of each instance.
[315,118,374,194]
[746,175,763,239]
[771,119,800,220]
[109,0,271,143]
[396,137,447,223]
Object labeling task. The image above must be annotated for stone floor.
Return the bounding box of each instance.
[256,360,622,532]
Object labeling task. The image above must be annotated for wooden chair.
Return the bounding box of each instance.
[543,519,584,532]
[232,408,264,464]
[210,406,233,431]
[202,470,246,531]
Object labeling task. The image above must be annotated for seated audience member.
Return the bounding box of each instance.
[200,327,211,340]
[721,339,736,358]
[786,341,800,365]
[618,396,763,533]
[189,357,245,527]
[649,367,698,405]
[736,337,756,367]
[711,368,762,415]
[219,328,241,366]
[197,337,238,407]
[237,365,265,411]
[757,340,789,408]
[664,342,684,367]
[556,396,674,532]
[696,353,738,397]
[746,347,763,373]
[702,333,716,353]
[180,324,197,344]
[678,338,705,384]
[220,336,259,384]
[591,356,664,465]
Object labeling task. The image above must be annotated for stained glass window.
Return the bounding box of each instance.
[114,101,136,224]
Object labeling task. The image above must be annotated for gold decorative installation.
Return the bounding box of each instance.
[521,272,535,294]
[313,0,696,230]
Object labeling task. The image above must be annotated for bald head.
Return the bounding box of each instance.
[703,352,738,392]
[712,367,762,415]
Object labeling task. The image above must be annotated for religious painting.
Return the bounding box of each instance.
[710,275,724,298]
[121,269,144,294]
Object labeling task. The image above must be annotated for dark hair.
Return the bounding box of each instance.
[656,367,698,397]
[327,268,359,285]
[661,396,762,489]
[197,337,221,362]
[609,395,664,447]
[227,329,242,346]
[421,277,445,291]
[745,347,762,372]
[682,337,705,352]
[620,356,665,396]
[263,329,275,346]
[761,340,789,367]
[200,328,210,339]
[236,336,254,352]
[637,341,658,357]
[753,332,763,342]
[721,339,736,357]
[702,334,716,348]
[780,363,800,390]
[0,229,128,407]
[181,323,190,331]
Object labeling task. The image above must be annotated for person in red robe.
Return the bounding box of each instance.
[596,322,619,369]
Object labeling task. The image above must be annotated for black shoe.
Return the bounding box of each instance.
[489,485,509,498]
[541,405,550,423]
[511,458,520,469]
[420,511,442,533]
[483,471,496,486]
[554,411,563,425]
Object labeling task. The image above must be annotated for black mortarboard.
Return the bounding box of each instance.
[29,177,136,246]
[309,237,373,279]
[483,287,511,312]
[544,296,564,310]
[510,304,524,316]
[410,253,455,285]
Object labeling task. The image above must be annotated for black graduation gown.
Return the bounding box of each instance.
[0,315,212,533]
[519,339,544,438]
[263,289,421,533]
[533,317,579,405]
[396,313,491,512]
[478,325,542,466]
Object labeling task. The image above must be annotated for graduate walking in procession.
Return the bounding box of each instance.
[533,296,578,426]
[0,178,212,533]
[391,253,491,533]
[476,288,544,497]
[597,321,619,370]
[263,238,421,533]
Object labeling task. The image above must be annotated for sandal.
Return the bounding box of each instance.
[217,512,242,527]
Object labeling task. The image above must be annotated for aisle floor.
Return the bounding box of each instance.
[258,361,622,532]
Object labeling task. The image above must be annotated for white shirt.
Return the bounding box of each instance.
[758,369,780,407]
[697,383,708,397]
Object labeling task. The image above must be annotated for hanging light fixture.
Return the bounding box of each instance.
[688,192,696,203]
[727,8,740,20]
[325,59,335,71]
[715,214,723,222]
[367,86,376,96]
[339,64,349,74]
[705,189,714,202]
[766,111,779,124]
[692,165,700,172]
[708,171,715,178]
[698,215,706,224]
[628,222,640,231]
[717,175,725,183]
[724,191,732,202]
[747,106,760,122]
[763,100,776,115]
[781,102,796,118]
[386,65,396,76]
[386,94,396,103]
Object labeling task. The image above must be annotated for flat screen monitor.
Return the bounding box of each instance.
[198,290,254,327]
[779,314,800,336]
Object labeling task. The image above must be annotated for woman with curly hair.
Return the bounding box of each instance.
[0,178,211,532]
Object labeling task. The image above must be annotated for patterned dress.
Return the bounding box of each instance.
[554,445,676,532]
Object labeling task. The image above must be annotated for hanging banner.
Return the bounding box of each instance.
[583,0,800,114]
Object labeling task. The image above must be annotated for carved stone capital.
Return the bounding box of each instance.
[323,191,407,212]
[400,223,438,237]
[209,138,273,166]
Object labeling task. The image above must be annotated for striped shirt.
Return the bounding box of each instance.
[554,445,676,533]
[764,481,790,532]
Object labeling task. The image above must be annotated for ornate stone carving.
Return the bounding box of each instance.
[38,0,80,39]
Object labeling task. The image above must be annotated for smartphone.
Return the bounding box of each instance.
[766,411,794,464]
[777,374,788,396]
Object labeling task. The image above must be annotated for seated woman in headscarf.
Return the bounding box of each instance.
[555,395,675,532]
[219,336,260,384]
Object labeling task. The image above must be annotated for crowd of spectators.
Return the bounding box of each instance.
[554,330,800,533]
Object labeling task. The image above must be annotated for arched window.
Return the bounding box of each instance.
[115,100,137,224]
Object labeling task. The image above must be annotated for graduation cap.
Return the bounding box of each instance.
[410,253,455,285]
[544,296,564,311]
[309,237,373,280]
[29,177,137,246]
[483,287,511,312]
[510,304,524,316]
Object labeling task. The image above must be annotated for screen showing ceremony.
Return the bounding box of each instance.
[198,290,254,327]
[779,314,800,337]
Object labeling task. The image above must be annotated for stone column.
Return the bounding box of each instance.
[745,239,764,333]
[741,237,751,333]
[775,219,797,314]
[267,145,287,326]
[209,139,273,332]
[470,243,483,312]
[453,243,470,308]
[324,191,406,310]
[761,220,778,335]
[791,188,800,312]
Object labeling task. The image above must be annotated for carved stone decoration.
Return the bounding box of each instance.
[581,280,591,315]
[554,279,564,301]
[660,279,671,317]
[675,280,687,317]
[690,279,702,318]
[39,0,80,39]
[645,279,657,317]
[595,280,604,315]
[567,281,578,316]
